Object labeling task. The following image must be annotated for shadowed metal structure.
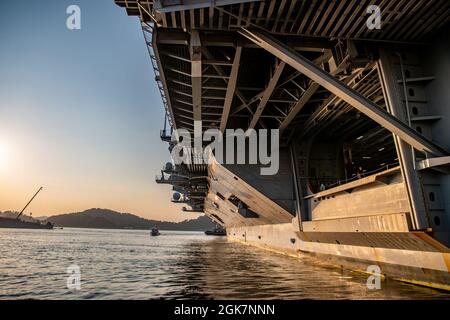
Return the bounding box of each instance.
[116,0,450,290]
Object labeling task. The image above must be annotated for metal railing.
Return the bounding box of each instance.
[141,21,174,129]
[322,161,400,191]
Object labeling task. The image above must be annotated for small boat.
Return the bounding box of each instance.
[150,227,160,236]
[205,226,226,236]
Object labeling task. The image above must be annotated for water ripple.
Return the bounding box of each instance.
[0,228,448,300]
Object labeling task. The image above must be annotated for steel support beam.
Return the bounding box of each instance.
[239,28,448,156]
[202,47,248,108]
[417,157,450,172]
[378,49,429,230]
[248,60,285,130]
[290,143,303,231]
[190,30,202,121]
[232,52,331,116]
[203,47,253,124]
[220,45,242,132]
[154,0,259,13]
[279,55,351,133]
[279,82,319,132]
[300,66,369,133]
[156,30,334,50]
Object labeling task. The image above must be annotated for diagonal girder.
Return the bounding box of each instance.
[231,50,332,116]
[279,55,352,133]
[248,60,285,130]
[202,47,248,107]
[279,82,319,133]
[239,28,448,156]
[220,45,242,132]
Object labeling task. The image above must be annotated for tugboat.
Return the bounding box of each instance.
[205,226,226,236]
[150,227,160,236]
[0,187,53,230]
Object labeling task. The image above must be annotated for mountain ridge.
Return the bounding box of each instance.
[0,208,215,231]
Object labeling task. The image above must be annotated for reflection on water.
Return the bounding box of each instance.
[0,228,448,300]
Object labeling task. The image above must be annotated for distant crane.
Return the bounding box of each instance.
[16,187,43,220]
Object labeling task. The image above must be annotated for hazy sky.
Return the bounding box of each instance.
[0,0,199,222]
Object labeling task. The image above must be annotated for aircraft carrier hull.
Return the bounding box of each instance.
[227,224,450,290]
[115,0,450,290]
[207,155,450,290]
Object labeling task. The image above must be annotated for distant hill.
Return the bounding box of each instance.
[42,208,215,231]
[0,211,40,223]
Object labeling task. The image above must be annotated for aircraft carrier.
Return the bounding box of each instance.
[115,0,450,289]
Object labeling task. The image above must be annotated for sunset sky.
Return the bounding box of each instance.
[0,0,199,222]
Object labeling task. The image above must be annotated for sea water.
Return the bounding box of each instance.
[0,228,448,299]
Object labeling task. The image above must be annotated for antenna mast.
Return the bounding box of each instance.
[16,187,43,220]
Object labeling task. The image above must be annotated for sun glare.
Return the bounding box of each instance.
[0,143,8,169]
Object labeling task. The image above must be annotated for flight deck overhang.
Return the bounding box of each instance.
[115,0,450,151]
